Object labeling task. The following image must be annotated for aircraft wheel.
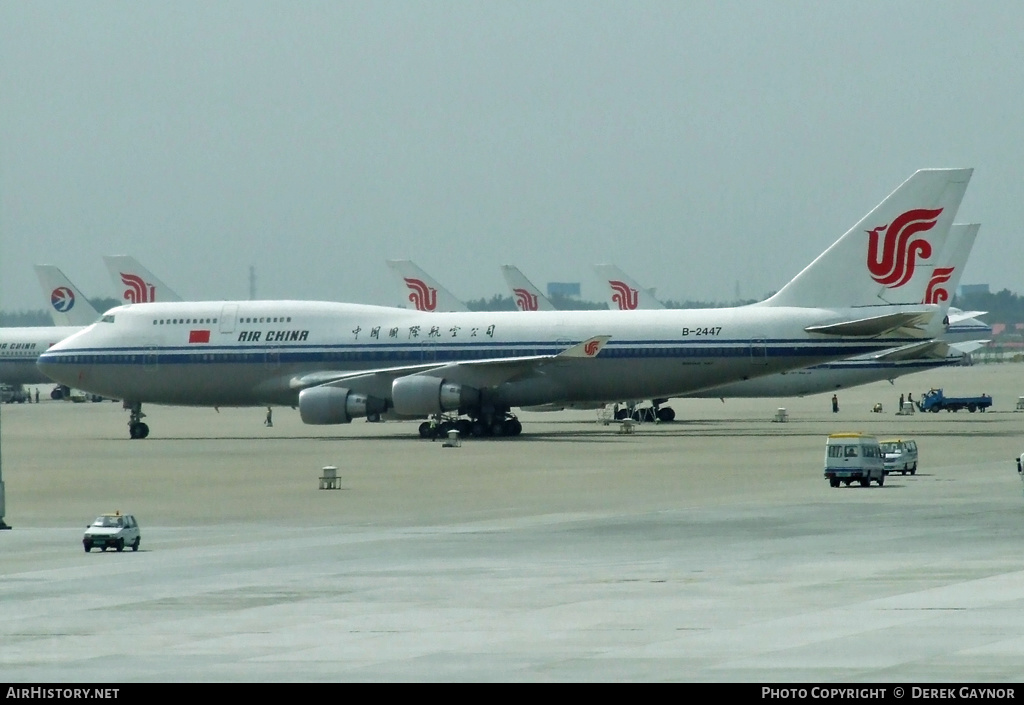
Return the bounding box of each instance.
[509,419,523,436]
[456,419,473,436]
[657,407,675,422]
[491,421,505,437]
[129,423,141,439]
[139,423,150,439]
[418,422,430,438]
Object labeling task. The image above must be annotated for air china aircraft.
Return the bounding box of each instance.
[38,168,972,439]
[593,264,666,310]
[103,255,184,304]
[0,266,101,395]
[677,222,988,402]
[386,259,468,312]
[500,265,557,312]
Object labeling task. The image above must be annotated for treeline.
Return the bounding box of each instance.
[0,298,120,326]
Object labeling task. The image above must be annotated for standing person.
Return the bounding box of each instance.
[899,393,905,412]
[832,394,839,413]
[34,388,39,404]
[264,407,273,427]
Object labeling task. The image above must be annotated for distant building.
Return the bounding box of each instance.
[959,284,990,297]
[547,282,581,299]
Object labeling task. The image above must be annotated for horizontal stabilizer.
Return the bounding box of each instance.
[872,340,951,362]
[949,340,991,354]
[948,310,987,324]
[804,310,934,338]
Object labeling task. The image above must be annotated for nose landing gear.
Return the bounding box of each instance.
[125,401,149,439]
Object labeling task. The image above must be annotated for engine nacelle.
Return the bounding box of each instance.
[391,376,480,416]
[298,386,386,425]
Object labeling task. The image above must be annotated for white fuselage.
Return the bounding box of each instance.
[0,326,84,386]
[38,300,934,411]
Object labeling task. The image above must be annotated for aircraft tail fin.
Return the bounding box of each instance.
[592,264,666,310]
[761,168,972,309]
[34,265,102,326]
[500,265,556,311]
[103,255,184,304]
[385,259,469,312]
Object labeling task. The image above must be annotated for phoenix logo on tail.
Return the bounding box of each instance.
[583,340,601,356]
[50,287,75,312]
[120,273,157,303]
[866,208,943,288]
[609,281,639,310]
[924,266,955,304]
[512,288,539,311]
[403,278,438,312]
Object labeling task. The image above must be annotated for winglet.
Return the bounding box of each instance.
[558,335,611,358]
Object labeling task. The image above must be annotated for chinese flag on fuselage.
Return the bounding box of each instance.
[189,330,211,344]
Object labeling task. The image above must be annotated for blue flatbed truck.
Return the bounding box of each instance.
[916,388,992,413]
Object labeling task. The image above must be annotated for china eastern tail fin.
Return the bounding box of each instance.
[385,259,469,312]
[103,255,184,304]
[592,264,666,310]
[762,168,972,309]
[500,265,556,311]
[34,265,102,326]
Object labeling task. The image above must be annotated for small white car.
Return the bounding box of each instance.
[83,513,141,553]
[880,438,919,476]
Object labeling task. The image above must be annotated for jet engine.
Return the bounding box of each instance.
[391,376,480,416]
[299,386,386,425]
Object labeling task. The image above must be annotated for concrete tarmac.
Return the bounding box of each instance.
[1,364,1023,682]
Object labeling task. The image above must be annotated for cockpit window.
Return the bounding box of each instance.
[101,315,115,323]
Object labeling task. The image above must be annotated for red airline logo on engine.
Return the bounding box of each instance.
[403,278,438,311]
[609,280,639,310]
[189,330,211,344]
[924,266,955,305]
[866,208,942,288]
[512,288,539,311]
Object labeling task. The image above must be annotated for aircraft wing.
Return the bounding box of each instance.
[291,335,612,396]
[804,310,936,338]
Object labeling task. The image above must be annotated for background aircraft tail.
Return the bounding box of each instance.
[103,255,184,304]
[592,264,666,310]
[34,265,101,326]
[761,168,972,309]
[500,265,556,311]
[385,259,469,312]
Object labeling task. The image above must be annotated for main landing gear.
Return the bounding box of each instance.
[613,402,675,423]
[125,401,150,439]
[418,411,523,439]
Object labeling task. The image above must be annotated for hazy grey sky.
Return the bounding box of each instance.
[2,1,1021,312]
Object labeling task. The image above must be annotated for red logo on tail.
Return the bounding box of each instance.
[608,281,639,310]
[924,266,955,304]
[403,278,437,311]
[583,340,601,356]
[120,273,157,303]
[866,208,942,288]
[512,288,539,311]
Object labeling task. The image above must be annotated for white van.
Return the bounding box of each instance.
[880,438,918,475]
[824,433,885,488]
